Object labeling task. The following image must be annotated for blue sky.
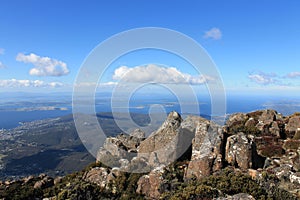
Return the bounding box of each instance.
[0,0,300,95]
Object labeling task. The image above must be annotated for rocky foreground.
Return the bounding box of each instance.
[1,110,300,200]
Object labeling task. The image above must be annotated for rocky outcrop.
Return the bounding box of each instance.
[2,109,300,200]
[83,167,110,188]
[225,132,253,170]
[33,174,54,189]
[96,129,146,169]
[286,115,300,138]
[185,118,224,179]
[138,111,182,166]
[136,165,165,199]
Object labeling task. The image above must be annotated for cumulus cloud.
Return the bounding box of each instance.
[16,53,69,76]
[248,71,277,85]
[286,72,300,78]
[0,48,4,55]
[112,64,214,85]
[0,79,64,88]
[204,28,222,40]
[0,61,5,69]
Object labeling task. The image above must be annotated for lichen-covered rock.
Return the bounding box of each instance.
[259,109,277,124]
[138,111,182,166]
[269,121,280,137]
[33,176,54,189]
[283,139,300,152]
[214,193,255,200]
[245,118,256,128]
[116,129,145,151]
[290,172,300,185]
[286,115,300,138]
[103,137,128,157]
[185,155,215,179]
[54,176,63,185]
[226,113,248,131]
[83,167,109,188]
[225,132,253,170]
[130,128,145,139]
[273,164,293,180]
[136,166,165,199]
[185,119,224,179]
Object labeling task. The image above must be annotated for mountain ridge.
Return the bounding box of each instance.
[1,109,300,199]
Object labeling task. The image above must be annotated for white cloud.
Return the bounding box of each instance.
[16,53,70,76]
[112,64,214,85]
[0,61,5,69]
[99,81,118,86]
[0,79,64,88]
[248,72,277,85]
[204,28,222,40]
[286,72,300,78]
[0,48,4,55]
[74,81,118,88]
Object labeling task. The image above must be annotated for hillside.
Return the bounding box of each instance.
[0,112,155,178]
[1,110,300,199]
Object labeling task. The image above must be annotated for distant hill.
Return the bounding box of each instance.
[0,112,157,179]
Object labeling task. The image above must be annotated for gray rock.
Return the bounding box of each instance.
[83,167,109,188]
[286,115,300,138]
[185,119,224,179]
[138,111,182,166]
[226,113,248,128]
[130,128,145,139]
[225,132,253,170]
[290,172,300,185]
[214,193,255,200]
[259,109,277,123]
[136,165,165,199]
[34,176,54,189]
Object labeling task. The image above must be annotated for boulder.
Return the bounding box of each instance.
[83,167,109,188]
[258,109,277,123]
[269,121,280,137]
[290,172,300,185]
[138,111,182,166]
[225,132,253,170]
[103,137,128,157]
[116,131,144,151]
[54,176,63,185]
[185,120,224,179]
[130,128,145,139]
[226,113,248,131]
[286,115,300,138]
[33,176,54,189]
[214,193,255,200]
[136,166,165,199]
[245,118,256,127]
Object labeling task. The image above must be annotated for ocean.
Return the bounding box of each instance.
[1,93,300,129]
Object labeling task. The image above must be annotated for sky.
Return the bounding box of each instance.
[0,0,300,96]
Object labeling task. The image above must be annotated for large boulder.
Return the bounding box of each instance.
[83,167,109,188]
[226,113,248,131]
[225,132,253,170]
[258,109,277,123]
[185,119,224,179]
[286,115,300,138]
[116,131,144,151]
[138,111,182,166]
[136,166,165,199]
[33,176,54,189]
